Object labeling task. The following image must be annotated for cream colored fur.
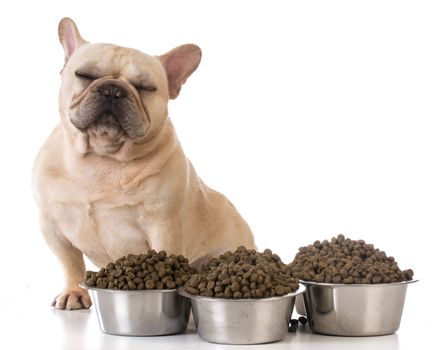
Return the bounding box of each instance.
[32,18,255,310]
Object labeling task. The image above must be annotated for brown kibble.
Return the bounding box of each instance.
[206,273,217,282]
[123,260,133,267]
[230,281,240,292]
[96,280,108,289]
[255,289,264,298]
[343,276,354,284]
[166,281,176,289]
[233,291,242,298]
[202,289,214,297]
[403,269,414,280]
[275,286,285,295]
[224,286,233,298]
[184,246,298,298]
[289,235,414,285]
[161,275,171,284]
[302,273,311,281]
[332,275,342,283]
[145,279,155,289]
[214,285,224,293]
[314,274,324,283]
[383,276,392,283]
[218,272,229,281]
[188,275,200,288]
[372,275,382,284]
[186,286,199,295]
[181,275,189,283]
[241,285,250,293]
[86,277,96,286]
[85,251,194,290]
[241,278,249,286]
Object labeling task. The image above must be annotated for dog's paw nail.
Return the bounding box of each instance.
[52,288,92,310]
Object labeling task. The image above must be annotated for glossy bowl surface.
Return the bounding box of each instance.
[81,284,190,336]
[302,280,417,336]
[178,284,306,344]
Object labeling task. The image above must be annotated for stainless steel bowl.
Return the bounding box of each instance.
[80,284,190,336]
[178,284,306,344]
[302,280,417,336]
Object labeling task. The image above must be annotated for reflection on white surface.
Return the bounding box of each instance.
[290,327,399,350]
[1,286,404,350]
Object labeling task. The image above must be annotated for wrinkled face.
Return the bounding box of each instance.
[60,44,169,154]
[57,18,201,158]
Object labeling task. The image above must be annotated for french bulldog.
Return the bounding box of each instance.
[32,18,256,310]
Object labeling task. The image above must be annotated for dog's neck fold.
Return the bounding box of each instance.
[62,116,179,166]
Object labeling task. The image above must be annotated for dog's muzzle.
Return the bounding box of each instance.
[71,79,146,139]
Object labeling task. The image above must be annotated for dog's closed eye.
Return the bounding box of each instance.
[133,83,157,92]
[75,70,97,81]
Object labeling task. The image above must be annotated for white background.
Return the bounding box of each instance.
[0,0,435,349]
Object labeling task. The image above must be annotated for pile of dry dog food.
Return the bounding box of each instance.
[85,250,194,290]
[85,234,414,292]
[184,246,299,298]
[288,234,414,284]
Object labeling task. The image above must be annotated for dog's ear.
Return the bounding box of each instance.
[58,17,87,63]
[159,44,202,99]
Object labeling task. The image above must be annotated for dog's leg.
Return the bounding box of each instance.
[40,215,91,310]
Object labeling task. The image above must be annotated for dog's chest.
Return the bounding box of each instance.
[53,190,150,267]
[44,152,175,266]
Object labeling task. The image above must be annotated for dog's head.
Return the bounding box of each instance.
[58,18,201,159]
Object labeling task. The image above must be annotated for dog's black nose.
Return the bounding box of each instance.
[98,83,127,99]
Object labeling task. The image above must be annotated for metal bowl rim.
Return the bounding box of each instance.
[79,282,179,294]
[177,283,306,302]
[300,279,418,288]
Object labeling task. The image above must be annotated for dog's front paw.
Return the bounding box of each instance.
[51,288,92,310]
